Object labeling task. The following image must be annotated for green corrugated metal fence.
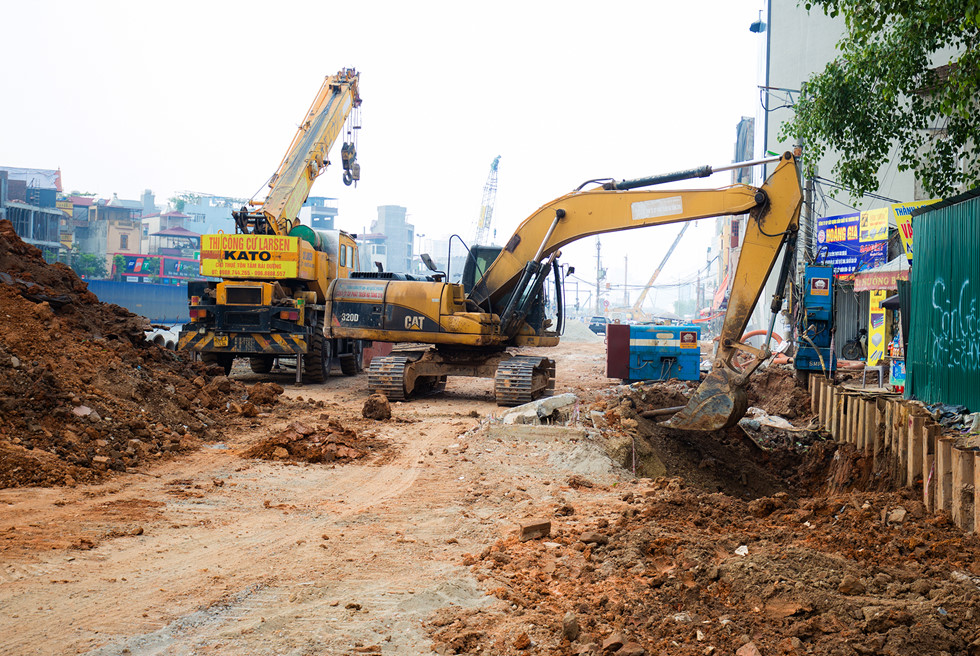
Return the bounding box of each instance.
[907,194,980,410]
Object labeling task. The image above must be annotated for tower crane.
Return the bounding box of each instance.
[472,156,501,246]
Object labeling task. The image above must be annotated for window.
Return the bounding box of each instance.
[339,245,347,267]
[120,234,129,250]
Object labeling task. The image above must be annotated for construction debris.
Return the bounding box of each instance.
[0,220,278,487]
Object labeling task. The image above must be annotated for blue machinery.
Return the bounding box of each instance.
[606,324,701,382]
[794,264,837,376]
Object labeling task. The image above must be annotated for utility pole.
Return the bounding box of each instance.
[595,239,603,314]
[696,272,703,318]
[623,255,629,306]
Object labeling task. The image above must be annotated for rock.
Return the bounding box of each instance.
[501,393,578,425]
[32,301,54,321]
[617,643,646,656]
[561,612,580,641]
[839,574,866,595]
[861,606,884,622]
[910,579,931,596]
[514,632,531,650]
[287,421,315,436]
[519,519,551,542]
[747,497,782,517]
[886,507,908,525]
[248,382,284,406]
[272,447,290,460]
[362,394,392,420]
[579,531,609,546]
[602,632,625,653]
[240,402,259,417]
[10,355,21,369]
[735,642,763,656]
[72,405,93,418]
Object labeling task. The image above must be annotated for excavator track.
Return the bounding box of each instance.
[367,355,409,401]
[494,355,556,407]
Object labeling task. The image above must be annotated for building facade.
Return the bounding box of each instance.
[370,205,414,273]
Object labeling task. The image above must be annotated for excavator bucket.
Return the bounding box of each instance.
[667,368,748,432]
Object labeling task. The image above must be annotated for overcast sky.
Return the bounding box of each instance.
[2,0,768,313]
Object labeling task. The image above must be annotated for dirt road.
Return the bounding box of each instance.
[0,342,620,655]
[4,336,980,656]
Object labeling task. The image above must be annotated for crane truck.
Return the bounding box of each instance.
[324,151,803,431]
[178,68,364,383]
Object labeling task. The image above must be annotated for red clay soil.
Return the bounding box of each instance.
[744,367,814,421]
[241,418,391,463]
[0,219,280,488]
[433,478,980,656]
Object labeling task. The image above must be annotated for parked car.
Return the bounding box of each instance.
[588,316,609,334]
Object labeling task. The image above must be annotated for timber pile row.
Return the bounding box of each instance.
[810,376,980,535]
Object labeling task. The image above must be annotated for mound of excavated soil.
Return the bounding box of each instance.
[585,381,803,498]
[434,478,980,656]
[0,220,275,488]
[241,419,389,463]
[746,367,814,421]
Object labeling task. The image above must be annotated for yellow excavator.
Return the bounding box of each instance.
[179,68,365,383]
[325,151,803,431]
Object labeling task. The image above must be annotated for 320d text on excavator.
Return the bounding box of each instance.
[325,151,804,432]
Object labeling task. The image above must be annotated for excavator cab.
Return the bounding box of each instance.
[461,246,502,296]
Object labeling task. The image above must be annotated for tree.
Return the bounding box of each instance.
[781,0,980,199]
[70,251,108,279]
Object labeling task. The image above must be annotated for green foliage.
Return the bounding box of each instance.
[70,251,108,279]
[112,254,127,280]
[781,0,980,199]
[168,196,186,212]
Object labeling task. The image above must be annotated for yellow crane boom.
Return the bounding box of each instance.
[240,68,361,236]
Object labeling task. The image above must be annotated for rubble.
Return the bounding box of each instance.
[241,419,389,464]
[501,393,578,425]
[431,478,980,655]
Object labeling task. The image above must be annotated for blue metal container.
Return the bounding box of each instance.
[607,324,701,382]
[794,264,837,375]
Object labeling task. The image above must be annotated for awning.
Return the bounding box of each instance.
[151,226,201,238]
[881,293,900,310]
[853,256,909,292]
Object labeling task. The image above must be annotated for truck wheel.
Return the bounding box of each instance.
[305,330,331,383]
[202,352,234,376]
[249,356,274,374]
[339,341,363,376]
